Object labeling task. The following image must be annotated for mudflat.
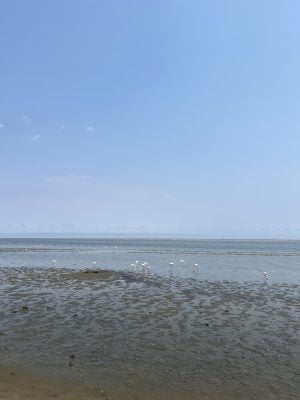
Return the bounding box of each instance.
[0,267,299,399]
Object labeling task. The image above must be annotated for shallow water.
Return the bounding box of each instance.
[1,238,300,283]
[0,266,299,399]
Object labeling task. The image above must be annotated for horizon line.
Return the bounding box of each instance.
[0,233,299,241]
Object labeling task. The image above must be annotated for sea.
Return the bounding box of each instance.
[0,237,300,284]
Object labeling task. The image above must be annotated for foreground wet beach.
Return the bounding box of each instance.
[0,266,299,399]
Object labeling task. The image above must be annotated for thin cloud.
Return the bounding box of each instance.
[46,174,94,186]
[85,126,95,133]
[58,124,65,131]
[22,115,31,123]
[30,134,41,142]
[0,123,3,128]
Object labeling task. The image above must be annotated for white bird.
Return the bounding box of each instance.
[129,260,138,274]
[52,259,56,267]
[141,262,150,275]
[193,263,199,276]
[140,263,146,275]
[262,271,269,284]
[169,262,175,277]
[180,259,185,264]
[92,261,97,268]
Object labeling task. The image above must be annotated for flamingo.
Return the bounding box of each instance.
[169,262,175,277]
[262,272,269,284]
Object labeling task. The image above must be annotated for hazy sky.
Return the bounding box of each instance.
[1,0,300,237]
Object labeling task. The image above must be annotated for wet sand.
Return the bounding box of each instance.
[0,266,299,399]
[0,364,109,399]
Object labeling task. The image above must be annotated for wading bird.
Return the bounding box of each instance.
[193,263,199,275]
[169,262,175,277]
[262,271,269,284]
[130,263,135,273]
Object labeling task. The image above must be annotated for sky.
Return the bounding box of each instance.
[1,0,300,237]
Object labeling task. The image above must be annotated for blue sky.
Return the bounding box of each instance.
[1,0,300,237]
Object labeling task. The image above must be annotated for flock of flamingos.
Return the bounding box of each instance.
[50,258,270,283]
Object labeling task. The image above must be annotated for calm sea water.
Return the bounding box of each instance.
[0,238,299,284]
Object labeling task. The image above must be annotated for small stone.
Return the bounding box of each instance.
[70,354,75,359]
[21,306,29,311]
[68,362,74,367]
[205,323,209,326]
